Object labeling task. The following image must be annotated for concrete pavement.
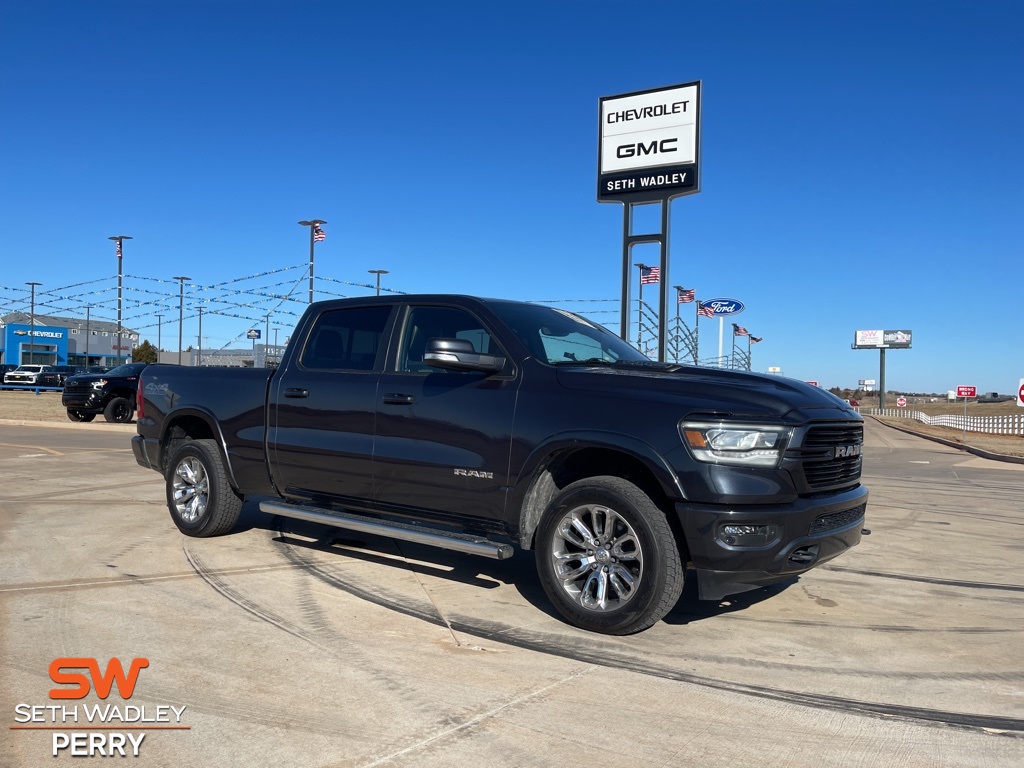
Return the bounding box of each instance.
[1,420,1022,766]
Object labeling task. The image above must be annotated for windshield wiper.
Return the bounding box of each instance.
[551,357,618,365]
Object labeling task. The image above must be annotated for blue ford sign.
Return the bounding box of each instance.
[704,298,745,316]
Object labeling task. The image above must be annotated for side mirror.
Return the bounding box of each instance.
[424,338,505,374]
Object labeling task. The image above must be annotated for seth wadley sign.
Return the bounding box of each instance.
[598,82,700,199]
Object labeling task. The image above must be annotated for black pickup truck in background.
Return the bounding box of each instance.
[63,362,148,422]
[132,295,868,634]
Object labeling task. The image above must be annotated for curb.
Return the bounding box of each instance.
[0,418,137,433]
[870,416,1024,465]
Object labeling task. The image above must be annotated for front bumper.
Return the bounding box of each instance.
[62,391,105,412]
[675,484,868,600]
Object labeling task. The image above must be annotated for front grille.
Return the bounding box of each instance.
[63,383,93,395]
[809,504,865,534]
[801,423,863,490]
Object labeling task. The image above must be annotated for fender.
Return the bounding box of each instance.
[159,405,240,491]
[509,430,686,547]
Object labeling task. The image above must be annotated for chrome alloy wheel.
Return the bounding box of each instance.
[548,503,644,612]
[172,456,210,523]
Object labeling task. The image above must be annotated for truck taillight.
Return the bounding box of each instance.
[136,375,145,419]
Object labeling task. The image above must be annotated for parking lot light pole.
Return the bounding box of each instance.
[368,269,389,296]
[197,306,203,367]
[84,304,93,365]
[172,276,191,366]
[25,281,42,365]
[298,219,326,304]
[155,314,163,361]
[109,235,132,367]
[264,314,271,367]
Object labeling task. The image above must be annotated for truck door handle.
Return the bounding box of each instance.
[284,388,309,398]
[383,393,414,405]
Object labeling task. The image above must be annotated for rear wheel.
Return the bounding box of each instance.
[166,439,243,537]
[66,409,96,422]
[103,396,133,423]
[536,476,685,635]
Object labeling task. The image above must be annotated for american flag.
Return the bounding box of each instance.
[313,223,326,242]
[639,265,660,285]
[750,336,763,344]
[733,324,749,336]
[698,302,715,319]
[676,287,695,304]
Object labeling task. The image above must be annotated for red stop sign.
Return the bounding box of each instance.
[896,397,907,407]
[1018,379,1024,407]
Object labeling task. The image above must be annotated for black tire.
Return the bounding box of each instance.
[165,439,244,537]
[535,476,684,635]
[66,409,96,422]
[103,396,133,423]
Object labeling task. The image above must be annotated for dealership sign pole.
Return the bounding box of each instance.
[702,298,744,366]
[852,330,913,409]
[599,81,701,362]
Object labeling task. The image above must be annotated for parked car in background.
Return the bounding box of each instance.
[61,362,148,422]
[51,365,87,385]
[3,364,62,386]
[976,392,1014,404]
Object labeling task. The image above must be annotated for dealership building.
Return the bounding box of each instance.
[0,312,139,367]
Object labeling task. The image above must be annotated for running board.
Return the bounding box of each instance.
[259,501,515,560]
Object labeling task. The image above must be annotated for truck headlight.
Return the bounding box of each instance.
[680,422,792,467]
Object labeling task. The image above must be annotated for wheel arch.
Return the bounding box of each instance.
[108,386,138,407]
[158,407,239,492]
[513,433,685,551]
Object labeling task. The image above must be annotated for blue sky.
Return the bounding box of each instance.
[1,0,1021,394]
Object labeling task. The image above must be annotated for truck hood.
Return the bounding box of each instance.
[64,373,135,386]
[553,363,858,423]
[65,375,105,385]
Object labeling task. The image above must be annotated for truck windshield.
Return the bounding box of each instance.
[489,303,649,365]
[104,363,148,377]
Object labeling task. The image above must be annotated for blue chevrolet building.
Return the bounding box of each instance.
[0,312,138,367]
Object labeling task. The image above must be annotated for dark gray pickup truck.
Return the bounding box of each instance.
[132,295,867,634]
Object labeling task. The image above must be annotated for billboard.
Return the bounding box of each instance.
[598,81,701,202]
[853,329,912,349]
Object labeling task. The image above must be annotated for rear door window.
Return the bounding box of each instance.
[300,306,392,371]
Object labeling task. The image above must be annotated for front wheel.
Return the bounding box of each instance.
[535,476,685,635]
[165,439,244,537]
[66,409,96,422]
[103,396,133,423]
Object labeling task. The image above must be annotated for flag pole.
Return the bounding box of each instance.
[634,263,645,349]
[674,289,680,362]
[694,300,700,365]
[718,316,724,368]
